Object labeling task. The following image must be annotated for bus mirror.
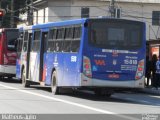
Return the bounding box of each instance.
[84,22,88,28]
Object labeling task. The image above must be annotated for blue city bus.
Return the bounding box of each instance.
[16,18,146,96]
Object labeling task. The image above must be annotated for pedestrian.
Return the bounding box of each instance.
[155,56,160,90]
[145,55,151,87]
[150,54,158,87]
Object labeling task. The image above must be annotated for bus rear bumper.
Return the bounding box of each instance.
[81,73,145,89]
[0,65,16,77]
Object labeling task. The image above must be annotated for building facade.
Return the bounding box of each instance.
[18,0,160,41]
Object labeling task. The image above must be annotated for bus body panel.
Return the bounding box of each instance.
[83,50,144,81]
[16,59,21,78]
[81,19,146,88]
[45,53,64,85]
[0,65,16,75]
[63,53,81,86]
[29,52,40,82]
[16,52,27,79]
[81,73,144,88]
[0,28,18,77]
[44,53,82,87]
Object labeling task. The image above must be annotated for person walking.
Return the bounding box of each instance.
[145,56,151,87]
[150,54,158,88]
[155,56,160,90]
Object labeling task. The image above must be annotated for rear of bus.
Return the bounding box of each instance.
[81,18,146,90]
[0,28,18,78]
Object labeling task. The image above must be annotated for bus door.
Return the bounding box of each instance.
[16,32,23,78]
[26,33,32,79]
[29,30,41,82]
[17,32,24,61]
[39,32,48,82]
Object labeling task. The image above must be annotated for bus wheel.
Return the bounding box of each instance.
[8,77,12,80]
[94,89,104,96]
[22,69,30,87]
[94,89,112,97]
[51,71,60,95]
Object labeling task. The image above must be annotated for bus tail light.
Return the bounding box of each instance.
[135,59,144,80]
[4,54,8,65]
[0,47,3,64]
[0,35,4,65]
[83,56,92,78]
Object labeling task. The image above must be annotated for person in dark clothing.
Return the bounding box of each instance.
[145,56,151,87]
[150,54,158,87]
[155,56,160,89]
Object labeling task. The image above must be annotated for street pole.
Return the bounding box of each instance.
[110,0,115,17]
[27,0,33,25]
[10,0,14,28]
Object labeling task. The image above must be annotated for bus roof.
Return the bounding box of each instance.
[17,18,145,31]
[32,18,87,30]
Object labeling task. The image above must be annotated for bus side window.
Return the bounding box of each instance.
[17,32,24,56]
[48,29,57,52]
[6,30,19,51]
[63,27,73,52]
[71,26,81,52]
[20,32,24,50]
[32,31,41,52]
[55,28,65,52]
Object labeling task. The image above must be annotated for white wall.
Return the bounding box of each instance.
[48,0,72,22]
[46,0,160,40]
[18,0,160,41]
[115,2,160,40]
[47,0,110,21]
[102,0,160,3]
[33,7,49,24]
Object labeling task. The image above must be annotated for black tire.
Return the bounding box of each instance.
[22,69,30,87]
[8,77,12,79]
[94,89,112,97]
[51,71,60,95]
[94,89,105,96]
[105,93,112,97]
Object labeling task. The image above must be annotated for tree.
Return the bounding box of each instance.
[1,0,26,28]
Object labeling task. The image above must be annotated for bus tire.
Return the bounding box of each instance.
[94,89,104,96]
[8,77,12,80]
[51,71,60,95]
[94,89,112,97]
[22,69,30,88]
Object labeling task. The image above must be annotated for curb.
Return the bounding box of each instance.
[139,88,160,95]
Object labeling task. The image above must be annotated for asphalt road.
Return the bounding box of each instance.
[0,78,160,120]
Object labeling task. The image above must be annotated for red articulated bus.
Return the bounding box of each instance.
[0,28,19,78]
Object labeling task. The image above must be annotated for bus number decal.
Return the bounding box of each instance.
[71,56,77,62]
[124,59,137,65]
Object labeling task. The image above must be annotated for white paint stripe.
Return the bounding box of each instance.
[124,98,151,104]
[0,83,139,120]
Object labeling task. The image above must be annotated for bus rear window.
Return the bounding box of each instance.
[6,30,19,51]
[89,19,143,50]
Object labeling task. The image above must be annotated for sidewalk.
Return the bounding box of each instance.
[141,78,160,95]
[139,87,160,95]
